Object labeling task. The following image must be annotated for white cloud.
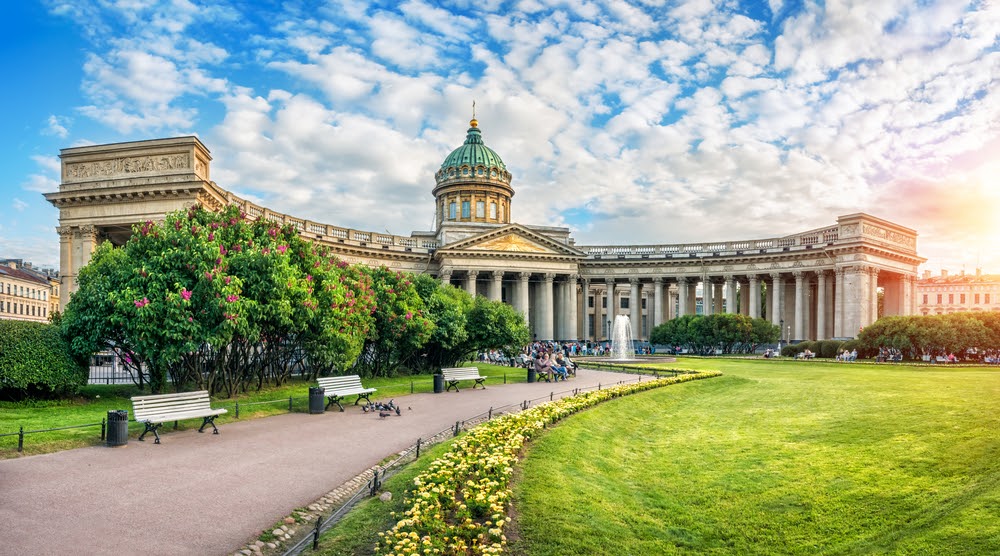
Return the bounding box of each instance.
[13,199,29,212]
[44,115,70,138]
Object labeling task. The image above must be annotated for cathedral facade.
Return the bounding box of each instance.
[46,122,925,342]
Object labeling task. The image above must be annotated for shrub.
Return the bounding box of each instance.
[781,343,803,357]
[0,320,87,400]
[818,340,845,359]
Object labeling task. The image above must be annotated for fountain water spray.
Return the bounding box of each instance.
[609,314,636,361]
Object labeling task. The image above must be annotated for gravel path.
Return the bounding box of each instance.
[0,368,637,556]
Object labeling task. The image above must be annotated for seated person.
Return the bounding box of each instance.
[534,352,552,381]
[555,354,576,376]
[551,354,569,381]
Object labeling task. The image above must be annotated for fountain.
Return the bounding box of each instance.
[608,314,636,361]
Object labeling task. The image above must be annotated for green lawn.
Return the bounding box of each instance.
[0,362,521,458]
[510,358,1000,555]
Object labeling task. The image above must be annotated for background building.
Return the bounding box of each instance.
[45,126,925,342]
[0,259,57,322]
[917,268,1000,315]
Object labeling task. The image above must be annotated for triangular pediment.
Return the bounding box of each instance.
[438,224,584,257]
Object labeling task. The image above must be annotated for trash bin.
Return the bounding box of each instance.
[309,387,325,414]
[433,373,444,394]
[106,410,128,447]
[527,368,537,383]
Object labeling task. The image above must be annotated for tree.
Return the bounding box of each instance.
[465,296,531,361]
[357,266,434,377]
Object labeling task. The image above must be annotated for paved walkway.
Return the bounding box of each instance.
[0,368,638,556]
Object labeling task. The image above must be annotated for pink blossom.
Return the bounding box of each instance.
[219,245,227,255]
[204,272,213,281]
[188,317,193,322]
[174,220,182,231]
[208,232,215,241]
[262,247,270,255]
[226,295,239,303]
[306,275,313,281]
[224,276,231,285]
[180,289,192,301]
[211,222,220,230]
[405,311,413,320]
[268,228,278,238]
[277,245,288,254]
[134,297,149,308]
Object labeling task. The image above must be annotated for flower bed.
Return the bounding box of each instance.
[375,370,721,555]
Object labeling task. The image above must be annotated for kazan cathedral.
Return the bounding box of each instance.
[46,118,924,343]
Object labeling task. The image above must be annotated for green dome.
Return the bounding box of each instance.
[435,119,512,186]
[441,123,507,170]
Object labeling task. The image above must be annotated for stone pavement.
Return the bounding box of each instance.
[0,368,638,556]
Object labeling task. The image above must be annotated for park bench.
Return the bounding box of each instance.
[317,375,377,411]
[130,390,227,444]
[441,367,487,392]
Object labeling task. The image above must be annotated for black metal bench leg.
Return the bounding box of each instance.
[199,416,220,435]
[446,381,459,392]
[355,393,372,405]
[474,379,486,389]
[138,422,163,444]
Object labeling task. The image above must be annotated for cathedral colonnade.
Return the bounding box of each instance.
[45,135,925,344]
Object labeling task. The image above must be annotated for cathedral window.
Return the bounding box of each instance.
[449,202,457,220]
[462,201,470,219]
[476,201,485,218]
[489,202,497,219]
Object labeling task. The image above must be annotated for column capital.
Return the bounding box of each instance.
[466,270,479,278]
[518,271,531,281]
[770,272,782,280]
[605,277,615,285]
[723,274,734,282]
[677,276,688,285]
[566,273,579,282]
[747,274,759,282]
[869,266,880,277]
[629,277,640,285]
[652,276,663,284]
[491,270,504,280]
[792,270,805,279]
[542,273,555,283]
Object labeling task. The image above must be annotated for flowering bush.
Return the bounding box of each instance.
[375,371,721,555]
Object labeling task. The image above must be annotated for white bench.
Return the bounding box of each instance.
[317,375,376,411]
[130,390,227,444]
[441,367,487,392]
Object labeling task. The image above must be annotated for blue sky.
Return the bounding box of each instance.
[3,0,999,275]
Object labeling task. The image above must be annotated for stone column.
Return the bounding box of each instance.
[667,285,676,320]
[713,282,724,314]
[581,278,591,341]
[816,271,827,341]
[677,277,689,317]
[629,278,641,338]
[834,268,845,337]
[840,265,868,337]
[489,271,503,302]
[793,271,805,341]
[653,277,664,328]
[439,268,453,287]
[567,274,578,340]
[605,278,616,339]
[724,276,736,313]
[869,267,880,326]
[465,270,479,296]
[518,272,531,325]
[56,227,73,310]
[739,279,750,315]
[748,275,760,319]
[703,278,713,315]
[540,273,555,340]
[770,272,783,326]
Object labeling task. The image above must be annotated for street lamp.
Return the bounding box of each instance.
[778,318,784,351]
[606,319,611,341]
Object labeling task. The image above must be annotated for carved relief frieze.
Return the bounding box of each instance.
[862,224,916,249]
[64,154,191,182]
[792,260,804,267]
[840,223,860,237]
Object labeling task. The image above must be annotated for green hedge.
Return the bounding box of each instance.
[0,320,87,400]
